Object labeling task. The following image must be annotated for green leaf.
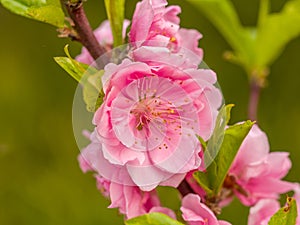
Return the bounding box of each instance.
[125,213,184,225]
[104,0,125,47]
[194,118,254,197]
[194,104,234,196]
[188,0,300,80]
[193,171,213,196]
[193,104,234,196]
[197,135,207,150]
[224,104,234,124]
[0,0,65,27]
[203,104,234,169]
[54,45,104,112]
[54,45,95,82]
[212,120,254,194]
[186,0,255,68]
[255,0,300,67]
[268,197,298,225]
[82,70,104,112]
[54,57,87,82]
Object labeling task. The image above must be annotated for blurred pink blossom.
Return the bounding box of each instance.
[228,124,295,206]
[180,194,231,225]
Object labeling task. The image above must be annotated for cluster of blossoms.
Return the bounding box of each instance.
[186,124,300,224]
[76,0,299,224]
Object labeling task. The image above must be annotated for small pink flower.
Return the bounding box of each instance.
[129,0,203,68]
[247,199,280,225]
[95,175,111,198]
[79,140,175,219]
[109,182,160,219]
[228,124,295,206]
[76,20,130,65]
[180,194,231,225]
[96,175,173,219]
[108,180,176,219]
[82,58,221,191]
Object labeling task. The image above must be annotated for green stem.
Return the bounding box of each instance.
[258,0,269,27]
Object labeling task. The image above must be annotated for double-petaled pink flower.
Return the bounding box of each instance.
[82,58,221,191]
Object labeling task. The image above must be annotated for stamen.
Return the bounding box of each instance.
[131,95,180,134]
[170,37,176,42]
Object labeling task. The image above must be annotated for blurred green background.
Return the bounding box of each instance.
[0,0,299,224]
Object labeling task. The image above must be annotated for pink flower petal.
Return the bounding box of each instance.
[129,0,154,44]
[181,194,230,225]
[248,199,280,225]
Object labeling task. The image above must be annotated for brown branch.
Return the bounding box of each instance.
[178,180,195,197]
[65,1,107,68]
[247,67,269,122]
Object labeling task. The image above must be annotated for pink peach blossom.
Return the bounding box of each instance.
[82,58,221,191]
[76,20,130,65]
[95,175,111,198]
[109,182,160,219]
[79,140,175,219]
[180,194,231,225]
[228,124,295,206]
[247,199,280,225]
[96,175,173,219]
[129,0,180,47]
[129,0,203,68]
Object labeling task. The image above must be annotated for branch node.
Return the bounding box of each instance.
[64,0,107,68]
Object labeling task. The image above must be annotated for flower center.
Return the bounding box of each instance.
[130,97,178,132]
